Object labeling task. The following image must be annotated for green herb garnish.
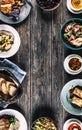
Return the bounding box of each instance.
[74,1,80,5]
[1,36,6,43]
[9,117,16,125]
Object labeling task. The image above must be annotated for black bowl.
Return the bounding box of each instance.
[36,0,62,11]
[0,68,23,108]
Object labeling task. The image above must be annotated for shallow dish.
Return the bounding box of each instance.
[61,18,82,50]
[60,79,82,115]
[0,24,20,58]
[36,0,62,11]
[0,68,23,108]
[0,0,31,24]
[66,0,82,14]
[63,118,82,130]
[0,109,27,130]
[64,54,82,75]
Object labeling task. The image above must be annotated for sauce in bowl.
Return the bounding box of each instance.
[69,57,81,71]
[71,0,82,10]
[68,122,81,130]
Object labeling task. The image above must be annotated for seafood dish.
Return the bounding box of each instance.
[0,114,20,130]
[68,86,82,108]
[0,0,24,17]
[0,30,14,51]
[32,117,57,130]
[64,22,82,47]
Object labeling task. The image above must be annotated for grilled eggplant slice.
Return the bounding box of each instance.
[70,96,82,108]
[72,87,82,99]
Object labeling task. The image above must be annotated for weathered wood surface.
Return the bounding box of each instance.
[0,0,82,130]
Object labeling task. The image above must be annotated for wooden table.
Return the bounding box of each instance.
[0,0,82,130]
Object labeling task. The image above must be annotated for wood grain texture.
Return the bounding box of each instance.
[0,0,82,130]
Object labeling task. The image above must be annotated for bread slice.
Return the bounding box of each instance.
[72,87,82,99]
[71,96,82,107]
[8,85,17,97]
[0,4,12,14]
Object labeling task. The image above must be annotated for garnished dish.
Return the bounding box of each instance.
[0,0,24,17]
[61,18,82,50]
[60,79,82,115]
[32,117,57,130]
[0,114,20,130]
[0,109,27,130]
[69,57,81,71]
[71,0,82,10]
[0,30,14,51]
[64,22,82,47]
[68,86,82,108]
[36,0,61,11]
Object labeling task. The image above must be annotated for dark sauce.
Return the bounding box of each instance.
[36,0,61,9]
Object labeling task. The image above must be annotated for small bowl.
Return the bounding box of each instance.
[63,54,82,75]
[36,0,62,11]
[0,68,23,108]
[69,0,82,12]
[61,18,82,50]
[31,117,57,130]
[63,118,82,130]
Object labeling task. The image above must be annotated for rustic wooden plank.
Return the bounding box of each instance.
[30,0,52,125]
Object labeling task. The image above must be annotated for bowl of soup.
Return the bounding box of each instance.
[70,0,82,11]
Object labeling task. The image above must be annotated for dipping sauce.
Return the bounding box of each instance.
[71,0,82,10]
[68,123,81,130]
[36,0,61,9]
[69,58,81,71]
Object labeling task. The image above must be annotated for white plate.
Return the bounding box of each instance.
[0,109,27,130]
[63,54,82,75]
[66,0,82,14]
[60,79,82,115]
[0,24,20,58]
[63,118,82,130]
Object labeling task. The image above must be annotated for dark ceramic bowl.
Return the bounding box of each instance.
[31,117,57,130]
[36,0,62,11]
[0,68,23,108]
[61,18,82,50]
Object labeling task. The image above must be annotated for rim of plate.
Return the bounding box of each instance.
[0,24,21,58]
[0,109,28,130]
[60,79,82,115]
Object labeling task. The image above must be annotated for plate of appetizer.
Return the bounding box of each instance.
[0,109,27,130]
[31,117,57,130]
[0,24,20,58]
[60,79,82,115]
[61,18,82,50]
[0,0,31,24]
[63,54,82,75]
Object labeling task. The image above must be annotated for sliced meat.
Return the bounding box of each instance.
[73,25,80,33]
[0,118,10,130]
[65,25,72,32]
[68,35,76,42]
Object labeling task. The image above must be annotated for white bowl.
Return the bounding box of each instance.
[63,118,82,130]
[68,0,82,12]
[63,54,82,75]
[0,109,28,130]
